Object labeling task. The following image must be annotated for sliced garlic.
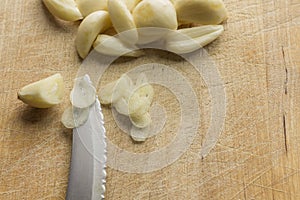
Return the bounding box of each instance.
[113,74,134,101]
[75,11,111,58]
[135,73,148,86]
[99,80,117,105]
[133,0,177,29]
[93,34,144,57]
[17,73,64,108]
[114,97,129,115]
[61,106,90,128]
[130,126,149,142]
[121,0,141,12]
[70,75,96,108]
[42,0,83,21]
[108,0,138,44]
[165,25,224,54]
[77,0,108,17]
[128,84,153,116]
[99,74,133,105]
[175,0,228,25]
[130,112,152,129]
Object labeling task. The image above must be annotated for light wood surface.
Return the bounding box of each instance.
[1,0,300,199]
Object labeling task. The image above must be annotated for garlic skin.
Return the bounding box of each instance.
[17,73,64,108]
[107,0,138,43]
[175,0,228,25]
[75,11,111,59]
[133,0,178,30]
[77,0,108,17]
[42,0,83,21]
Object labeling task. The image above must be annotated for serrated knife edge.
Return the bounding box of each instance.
[66,98,107,200]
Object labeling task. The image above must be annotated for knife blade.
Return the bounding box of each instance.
[66,98,107,200]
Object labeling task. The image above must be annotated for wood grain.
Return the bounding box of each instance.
[1,0,300,199]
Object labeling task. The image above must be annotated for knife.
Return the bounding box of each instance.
[66,98,107,200]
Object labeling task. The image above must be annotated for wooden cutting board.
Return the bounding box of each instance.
[1,0,300,199]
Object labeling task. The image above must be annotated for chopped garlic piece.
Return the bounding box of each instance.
[17,73,64,108]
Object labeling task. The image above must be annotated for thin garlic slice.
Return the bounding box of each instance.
[42,0,83,21]
[93,34,144,57]
[61,106,90,128]
[114,97,129,115]
[108,0,138,44]
[130,126,149,142]
[127,83,154,120]
[99,80,118,105]
[135,73,148,86]
[99,74,133,105]
[75,11,111,58]
[17,73,64,108]
[77,0,108,17]
[130,112,152,129]
[165,25,224,54]
[130,103,166,141]
[70,75,96,108]
[175,0,228,25]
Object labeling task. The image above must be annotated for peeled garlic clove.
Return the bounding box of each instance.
[165,25,224,54]
[177,25,224,38]
[61,106,89,128]
[108,0,138,44]
[130,112,152,129]
[133,0,177,44]
[122,0,141,12]
[175,0,228,25]
[17,73,64,108]
[75,11,111,58]
[42,0,83,21]
[93,34,144,57]
[77,0,108,17]
[70,75,96,108]
[133,0,177,29]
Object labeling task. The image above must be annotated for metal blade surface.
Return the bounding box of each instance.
[66,99,106,200]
